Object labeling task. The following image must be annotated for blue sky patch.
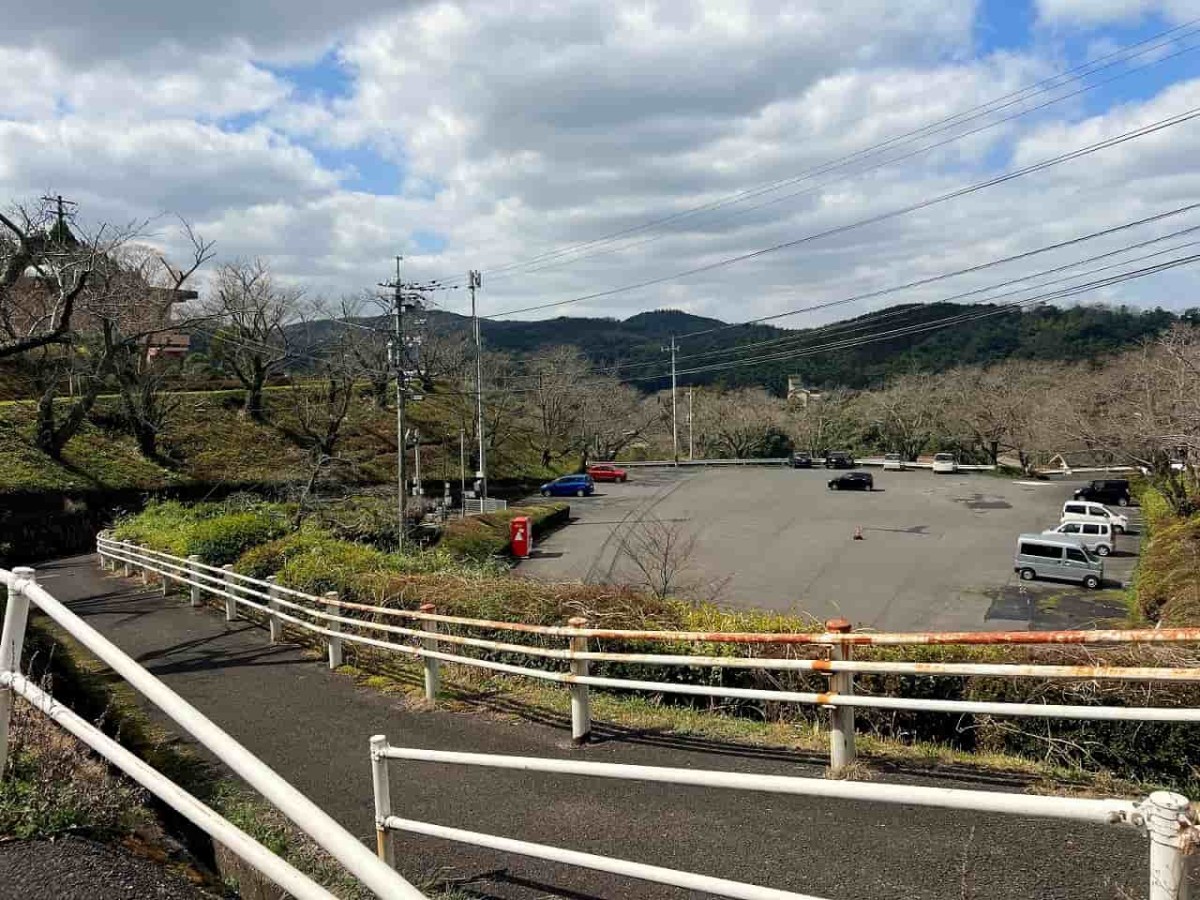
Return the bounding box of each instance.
[266,50,356,102]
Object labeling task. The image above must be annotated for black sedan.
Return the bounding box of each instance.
[790,451,814,469]
[828,471,874,491]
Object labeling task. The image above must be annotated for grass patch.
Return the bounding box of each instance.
[1132,485,1200,625]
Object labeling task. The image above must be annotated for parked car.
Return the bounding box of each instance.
[1042,521,1115,556]
[824,451,854,469]
[931,452,958,474]
[1061,500,1129,534]
[883,452,906,471]
[586,463,628,483]
[828,471,874,491]
[540,474,595,497]
[1014,534,1103,589]
[1072,479,1132,507]
[790,451,814,469]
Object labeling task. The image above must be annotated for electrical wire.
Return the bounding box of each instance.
[485,37,1200,285]
[622,251,1200,383]
[480,19,1200,281]
[486,105,1200,319]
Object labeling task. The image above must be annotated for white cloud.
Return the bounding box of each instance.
[2,0,1199,335]
[1036,0,1200,27]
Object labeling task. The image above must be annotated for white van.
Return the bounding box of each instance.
[1014,534,1104,589]
[1060,501,1129,534]
[1042,521,1114,556]
[931,452,957,474]
[883,452,906,471]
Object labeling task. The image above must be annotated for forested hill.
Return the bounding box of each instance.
[298,302,1190,392]
[470,303,1187,391]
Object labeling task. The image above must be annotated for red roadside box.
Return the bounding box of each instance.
[510,515,532,559]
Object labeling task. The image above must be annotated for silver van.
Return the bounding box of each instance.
[1014,534,1104,589]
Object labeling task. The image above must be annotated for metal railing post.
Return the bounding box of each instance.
[139,547,150,586]
[826,618,856,773]
[161,560,171,598]
[326,592,342,669]
[369,735,396,867]
[122,542,132,578]
[0,567,35,779]
[188,556,202,608]
[1146,791,1193,900]
[568,616,592,745]
[223,565,237,622]
[419,604,440,701]
[267,576,282,643]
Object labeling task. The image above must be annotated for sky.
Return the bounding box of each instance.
[2,0,1200,330]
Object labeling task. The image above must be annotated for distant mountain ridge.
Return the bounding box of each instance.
[293,302,1189,392]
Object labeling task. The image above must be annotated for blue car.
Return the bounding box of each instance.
[540,474,595,497]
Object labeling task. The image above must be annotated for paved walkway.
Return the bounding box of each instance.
[30,554,1170,900]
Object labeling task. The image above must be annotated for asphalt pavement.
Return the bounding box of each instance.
[18,554,1177,900]
[518,468,1137,632]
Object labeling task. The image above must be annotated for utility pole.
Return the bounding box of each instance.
[391,256,406,551]
[688,386,694,461]
[469,270,487,506]
[664,335,678,465]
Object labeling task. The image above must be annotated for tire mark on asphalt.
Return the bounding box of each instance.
[582,471,697,584]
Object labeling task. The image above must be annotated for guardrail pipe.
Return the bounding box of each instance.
[267,576,282,643]
[370,734,397,866]
[419,604,440,701]
[10,567,426,899]
[325,592,342,669]
[826,618,855,772]
[0,567,34,778]
[188,556,202,608]
[1146,791,1194,900]
[568,616,592,744]
[223,565,237,622]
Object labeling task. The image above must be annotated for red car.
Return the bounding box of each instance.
[586,463,628,483]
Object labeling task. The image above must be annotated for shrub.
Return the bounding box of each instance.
[111,498,291,564]
[438,503,569,561]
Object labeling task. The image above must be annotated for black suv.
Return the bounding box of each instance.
[828,471,873,491]
[824,451,854,469]
[791,451,814,469]
[1073,479,1132,507]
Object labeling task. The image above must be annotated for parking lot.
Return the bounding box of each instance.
[518,466,1140,632]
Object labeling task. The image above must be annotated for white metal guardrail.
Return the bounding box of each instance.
[98,535,1200,772]
[368,737,1196,900]
[463,498,508,514]
[0,564,427,900]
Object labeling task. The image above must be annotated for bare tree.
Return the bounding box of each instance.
[616,516,700,600]
[287,340,359,523]
[577,378,662,464]
[861,372,948,460]
[523,346,591,467]
[787,388,857,455]
[0,199,103,359]
[694,387,789,458]
[27,221,213,458]
[207,259,306,421]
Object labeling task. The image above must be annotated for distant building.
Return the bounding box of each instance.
[787,375,822,406]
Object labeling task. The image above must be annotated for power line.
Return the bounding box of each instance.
[485,36,1200,285]
[604,220,1200,373]
[508,203,1200,372]
[486,105,1200,319]
[480,19,1200,281]
[624,251,1200,383]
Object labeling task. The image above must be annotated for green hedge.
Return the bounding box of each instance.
[438,503,570,561]
[111,498,291,564]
